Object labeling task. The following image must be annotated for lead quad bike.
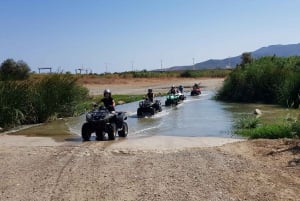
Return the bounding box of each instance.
[137,99,162,117]
[81,105,128,141]
[191,88,201,96]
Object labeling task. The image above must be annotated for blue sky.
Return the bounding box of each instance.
[1,0,300,73]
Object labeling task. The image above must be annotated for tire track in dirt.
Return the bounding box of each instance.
[1,138,299,201]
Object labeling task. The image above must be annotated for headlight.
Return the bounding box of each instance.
[86,113,92,121]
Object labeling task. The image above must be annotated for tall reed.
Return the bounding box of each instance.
[217,56,300,108]
[0,74,88,128]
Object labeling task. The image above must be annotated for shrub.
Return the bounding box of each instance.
[0,59,31,80]
[291,121,300,138]
[0,81,29,127]
[0,74,89,128]
[237,124,292,139]
[217,56,300,108]
[234,114,260,129]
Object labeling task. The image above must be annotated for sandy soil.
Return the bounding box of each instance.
[0,77,299,201]
[83,77,224,95]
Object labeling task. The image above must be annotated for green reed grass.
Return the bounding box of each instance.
[217,56,300,108]
[234,114,260,129]
[0,74,88,129]
[235,115,300,139]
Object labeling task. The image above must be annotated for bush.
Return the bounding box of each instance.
[234,114,260,129]
[31,74,89,122]
[278,72,300,108]
[291,121,300,138]
[217,56,300,108]
[0,59,31,80]
[0,81,30,127]
[235,116,300,139]
[0,74,89,128]
[237,124,292,139]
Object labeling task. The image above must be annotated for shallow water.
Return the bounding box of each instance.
[67,90,238,139]
[12,90,299,140]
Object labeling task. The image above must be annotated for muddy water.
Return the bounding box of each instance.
[114,91,236,138]
[12,90,299,141]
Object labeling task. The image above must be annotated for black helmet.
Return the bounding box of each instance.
[148,88,153,93]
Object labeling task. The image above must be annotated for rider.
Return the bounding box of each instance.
[168,85,178,94]
[178,85,184,93]
[146,88,154,102]
[193,83,200,90]
[100,89,115,112]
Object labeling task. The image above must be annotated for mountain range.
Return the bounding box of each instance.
[165,43,300,71]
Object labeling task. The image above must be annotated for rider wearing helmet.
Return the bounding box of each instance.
[178,85,184,93]
[168,85,177,94]
[101,89,115,112]
[193,83,199,89]
[146,88,154,102]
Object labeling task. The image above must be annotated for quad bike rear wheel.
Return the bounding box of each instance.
[95,128,104,141]
[107,124,116,140]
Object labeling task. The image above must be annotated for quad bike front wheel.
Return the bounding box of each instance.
[137,108,143,117]
[149,107,155,115]
[82,122,94,141]
[118,122,128,137]
[158,106,162,112]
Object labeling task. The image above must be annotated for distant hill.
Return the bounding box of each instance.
[166,43,300,71]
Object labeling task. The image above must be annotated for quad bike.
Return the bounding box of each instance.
[81,105,128,141]
[191,88,201,96]
[165,91,186,106]
[165,94,181,106]
[191,83,201,96]
[178,92,186,101]
[137,99,162,117]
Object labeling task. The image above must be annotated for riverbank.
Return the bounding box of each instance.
[81,77,224,95]
[0,77,299,201]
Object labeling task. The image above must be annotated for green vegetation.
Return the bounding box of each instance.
[179,69,231,78]
[234,114,300,139]
[217,56,300,108]
[237,124,293,139]
[0,74,88,129]
[220,54,300,139]
[0,59,31,81]
[92,69,231,78]
[234,114,260,129]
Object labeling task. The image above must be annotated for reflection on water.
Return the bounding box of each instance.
[12,90,300,140]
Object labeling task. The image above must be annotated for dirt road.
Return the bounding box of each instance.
[0,78,299,201]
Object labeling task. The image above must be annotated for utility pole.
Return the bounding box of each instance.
[131,60,134,72]
[160,60,163,71]
[105,63,108,74]
[192,58,195,70]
